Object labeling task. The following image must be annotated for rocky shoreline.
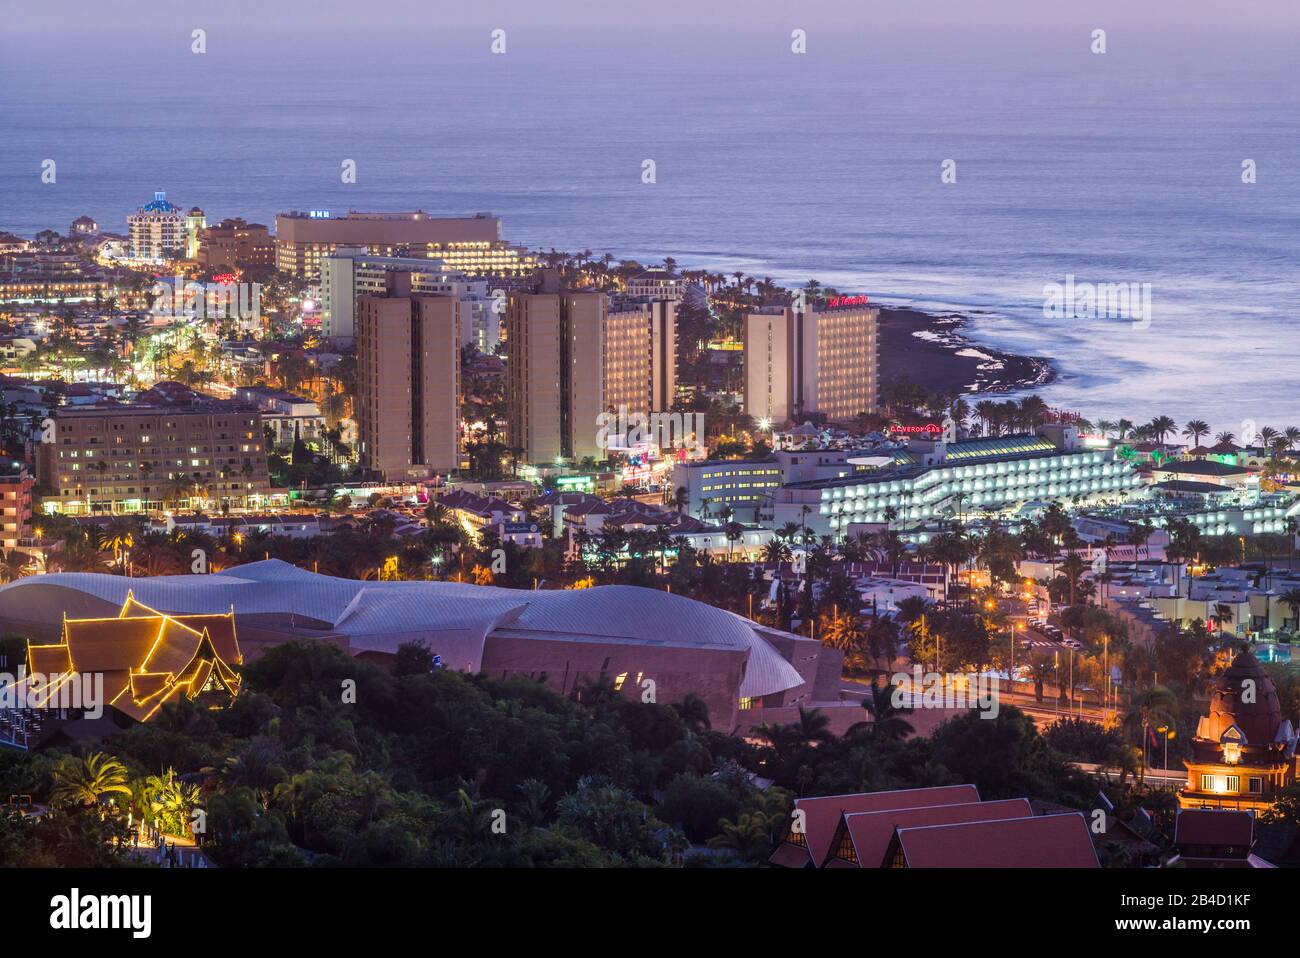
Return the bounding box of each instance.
[876,305,1056,399]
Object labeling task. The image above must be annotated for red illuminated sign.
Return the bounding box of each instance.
[892,424,941,434]
[826,294,869,308]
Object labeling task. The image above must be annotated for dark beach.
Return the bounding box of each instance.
[876,305,1056,398]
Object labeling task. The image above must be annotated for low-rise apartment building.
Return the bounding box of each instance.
[36,387,274,515]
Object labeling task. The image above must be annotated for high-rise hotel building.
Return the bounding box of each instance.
[355,273,462,480]
[743,299,878,426]
[275,210,536,279]
[127,192,187,262]
[505,271,676,465]
[320,249,493,351]
[605,299,677,416]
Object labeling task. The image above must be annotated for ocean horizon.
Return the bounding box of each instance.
[2,21,1297,436]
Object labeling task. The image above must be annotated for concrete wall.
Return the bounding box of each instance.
[480,633,748,730]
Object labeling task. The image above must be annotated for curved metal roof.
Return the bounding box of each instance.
[0,560,805,698]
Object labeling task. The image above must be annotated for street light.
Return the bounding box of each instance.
[1156,725,1173,770]
[1009,622,1017,696]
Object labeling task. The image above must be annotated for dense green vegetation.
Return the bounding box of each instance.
[0,638,1109,868]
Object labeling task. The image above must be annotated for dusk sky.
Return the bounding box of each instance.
[6,0,1299,33]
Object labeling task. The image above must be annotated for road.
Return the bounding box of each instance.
[1074,761,1185,790]
[841,677,1112,725]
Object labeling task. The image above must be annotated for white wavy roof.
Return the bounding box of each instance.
[0,560,805,698]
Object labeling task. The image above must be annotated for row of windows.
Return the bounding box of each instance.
[1200,773,1263,794]
[60,444,260,457]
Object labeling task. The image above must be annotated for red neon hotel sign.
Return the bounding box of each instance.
[826,294,869,308]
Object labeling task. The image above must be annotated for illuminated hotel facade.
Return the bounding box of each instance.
[36,397,274,515]
[320,249,493,350]
[506,277,604,465]
[127,192,187,262]
[355,272,462,479]
[0,467,33,549]
[275,210,536,278]
[604,299,677,418]
[766,426,1145,540]
[198,218,275,271]
[744,298,878,426]
[505,272,676,465]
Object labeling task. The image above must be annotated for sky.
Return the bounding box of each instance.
[5,0,1300,34]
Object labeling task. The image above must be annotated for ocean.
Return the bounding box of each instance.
[1,21,1297,436]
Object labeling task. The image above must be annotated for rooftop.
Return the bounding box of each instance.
[1154,459,1254,478]
[892,813,1099,868]
[0,560,808,701]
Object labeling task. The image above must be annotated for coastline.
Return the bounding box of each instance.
[876,305,1056,400]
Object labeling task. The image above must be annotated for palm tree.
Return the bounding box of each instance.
[1182,419,1209,449]
[820,611,865,655]
[143,768,202,836]
[1027,654,1054,703]
[1104,743,1144,788]
[515,778,553,828]
[444,787,498,843]
[1149,415,1177,445]
[724,520,744,559]
[762,539,792,565]
[976,400,1000,436]
[0,549,31,583]
[754,721,792,755]
[673,693,712,733]
[50,752,132,812]
[790,705,833,747]
[220,743,287,810]
[847,679,914,740]
[707,811,782,861]
[1279,588,1300,633]
[1210,602,1235,637]
[1123,686,1179,778]
[865,614,900,671]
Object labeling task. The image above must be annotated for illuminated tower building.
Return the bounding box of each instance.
[355,272,462,479]
[127,191,186,262]
[1179,647,1298,811]
[185,207,207,259]
[744,298,878,426]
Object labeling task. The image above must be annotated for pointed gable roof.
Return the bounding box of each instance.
[63,617,162,673]
[26,642,72,676]
[823,798,1033,868]
[1175,808,1255,848]
[769,784,981,868]
[31,594,242,724]
[173,614,241,664]
[892,813,1100,868]
[140,615,206,675]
